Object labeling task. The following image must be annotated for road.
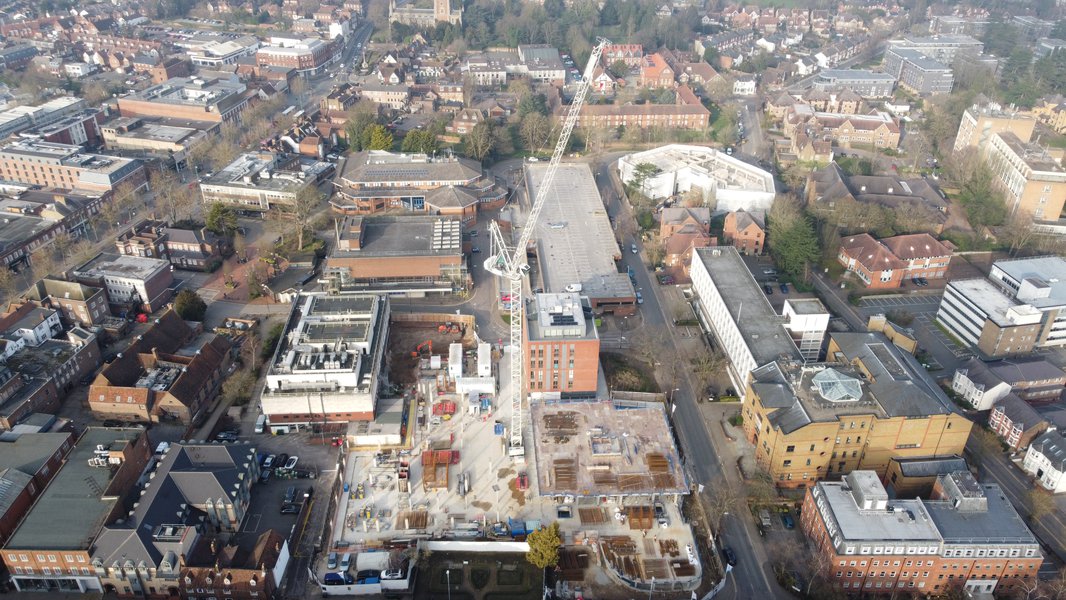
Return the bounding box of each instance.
[738,98,769,162]
[591,156,787,600]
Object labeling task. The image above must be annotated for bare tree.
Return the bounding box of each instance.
[241,325,262,373]
[520,112,552,154]
[691,349,729,395]
[1026,487,1056,523]
[277,185,324,250]
[704,484,742,535]
[630,326,668,367]
[0,267,17,305]
[30,247,60,280]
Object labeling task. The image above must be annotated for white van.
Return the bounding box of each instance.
[254,414,267,433]
[565,283,583,293]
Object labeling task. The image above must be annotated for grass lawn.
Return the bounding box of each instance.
[417,552,542,600]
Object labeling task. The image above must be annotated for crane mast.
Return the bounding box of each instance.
[485,38,609,460]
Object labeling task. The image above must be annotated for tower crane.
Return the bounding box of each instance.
[485,38,609,460]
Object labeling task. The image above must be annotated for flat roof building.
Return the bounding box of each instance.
[802,470,1041,597]
[263,294,389,428]
[883,47,954,96]
[524,292,600,396]
[982,132,1066,221]
[323,215,468,295]
[812,69,897,98]
[887,35,984,65]
[200,152,334,213]
[690,246,803,396]
[953,102,1036,153]
[72,253,174,314]
[0,139,146,194]
[117,76,250,124]
[0,97,86,140]
[525,163,635,315]
[617,145,776,214]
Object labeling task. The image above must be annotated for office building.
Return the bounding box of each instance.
[812,70,897,98]
[689,246,804,396]
[524,293,600,396]
[72,254,174,314]
[953,103,1036,153]
[802,470,1041,596]
[0,140,146,195]
[982,132,1066,221]
[256,37,337,76]
[0,97,86,140]
[322,215,468,294]
[741,332,971,487]
[937,257,1066,357]
[200,152,334,213]
[262,294,389,429]
[117,77,250,125]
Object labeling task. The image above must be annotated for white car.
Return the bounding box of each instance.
[631,244,638,254]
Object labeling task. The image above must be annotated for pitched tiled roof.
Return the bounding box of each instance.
[840,233,906,271]
[881,233,952,260]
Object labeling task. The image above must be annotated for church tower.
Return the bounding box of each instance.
[434,0,449,22]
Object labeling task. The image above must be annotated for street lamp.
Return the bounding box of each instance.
[446,569,452,600]
[649,575,655,599]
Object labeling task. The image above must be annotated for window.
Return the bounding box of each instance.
[786,445,795,452]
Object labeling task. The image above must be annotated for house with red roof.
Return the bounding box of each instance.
[837,232,953,289]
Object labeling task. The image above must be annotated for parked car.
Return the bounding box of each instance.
[779,282,789,294]
[275,453,289,469]
[327,552,339,570]
[382,568,405,580]
[636,291,643,304]
[280,503,300,515]
[340,553,353,571]
[283,456,299,471]
[471,247,481,253]
[631,243,638,254]
[262,455,276,470]
[284,486,297,503]
[762,284,773,295]
[722,546,738,566]
[781,513,795,529]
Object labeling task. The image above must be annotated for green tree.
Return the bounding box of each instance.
[205,203,238,235]
[517,92,548,117]
[400,129,439,154]
[174,289,208,321]
[608,59,629,79]
[958,166,1007,229]
[702,46,720,67]
[981,20,1018,58]
[525,521,561,569]
[365,124,394,151]
[1052,20,1066,39]
[626,162,660,197]
[343,101,381,151]
[769,197,820,279]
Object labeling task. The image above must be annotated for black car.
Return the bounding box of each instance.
[280,503,300,515]
[762,284,774,295]
[779,282,789,294]
[917,277,929,287]
[722,546,738,566]
[275,453,289,469]
[80,374,97,386]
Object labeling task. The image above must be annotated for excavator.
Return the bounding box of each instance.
[411,340,432,358]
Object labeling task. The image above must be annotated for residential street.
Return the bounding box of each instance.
[591,154,789,599]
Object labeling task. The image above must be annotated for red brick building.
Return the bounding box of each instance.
[723,209,765,256]
[838,233,952,289]
[524,293,600,395]
[802,470,1042,597]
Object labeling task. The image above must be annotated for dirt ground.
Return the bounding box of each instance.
[386,322,472,385]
